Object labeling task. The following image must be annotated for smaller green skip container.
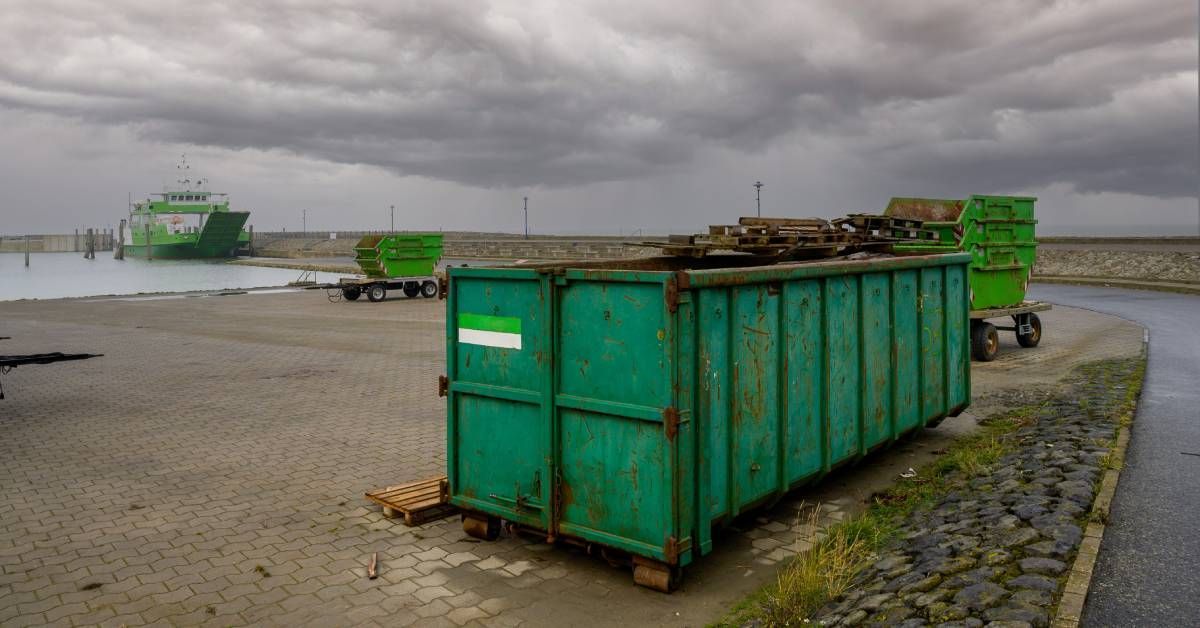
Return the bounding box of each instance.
[353,233,444,278]
[885,195,1037,310]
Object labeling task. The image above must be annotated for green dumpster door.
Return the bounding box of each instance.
[555,274,681,562]
[447,271,553,531]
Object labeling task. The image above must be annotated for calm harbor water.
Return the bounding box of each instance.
[0,252,344,301]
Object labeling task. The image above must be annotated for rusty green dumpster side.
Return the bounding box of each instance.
[445,253,971,575]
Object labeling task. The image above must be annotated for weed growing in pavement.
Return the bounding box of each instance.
[716,401,1050,627]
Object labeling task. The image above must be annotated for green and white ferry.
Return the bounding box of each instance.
[125,157,250,259]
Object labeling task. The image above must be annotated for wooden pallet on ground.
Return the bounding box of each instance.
[365,476,456,526]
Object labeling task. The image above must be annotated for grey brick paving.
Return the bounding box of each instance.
[0,293,1142,626]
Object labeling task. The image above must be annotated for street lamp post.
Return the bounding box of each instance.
[390,205,395,233]
[754,181,764,217]
[523,197,529,239]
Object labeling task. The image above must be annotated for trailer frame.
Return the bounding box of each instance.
[319,275,440,303]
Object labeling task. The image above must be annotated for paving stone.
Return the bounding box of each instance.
[1017,557,1067,576]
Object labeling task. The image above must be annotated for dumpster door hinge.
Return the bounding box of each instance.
[665,271,690,313]
[663,407,680,442]
[438,375,449,397]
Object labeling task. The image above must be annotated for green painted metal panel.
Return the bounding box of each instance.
[446,252,971,569]
[353,233,443,278]
[886,195,1038,310]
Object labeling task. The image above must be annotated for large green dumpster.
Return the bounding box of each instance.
[353,233,444,278]
[884,195,1037,310]
[444,252,971,590]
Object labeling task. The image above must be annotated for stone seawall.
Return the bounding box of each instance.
[252,233,664,260]
[0,232,115,253]
[249,234,1200,283]
[1034,249,1200,284]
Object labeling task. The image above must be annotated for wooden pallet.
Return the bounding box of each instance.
[365,476,456,526]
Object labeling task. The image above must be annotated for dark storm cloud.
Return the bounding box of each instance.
[0,0,1195,196]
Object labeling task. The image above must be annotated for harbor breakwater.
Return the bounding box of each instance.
[1,231,115,253]
[250,233,1200,285]
[250,231,665,261]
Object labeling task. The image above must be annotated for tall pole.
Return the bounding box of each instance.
[754,181,764,217]
[302,209,307,235]
[523,197,529,239]
[390,205,394,233]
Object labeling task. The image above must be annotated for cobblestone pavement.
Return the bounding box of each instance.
[0,292,1142,627]
[812,359,1143,628]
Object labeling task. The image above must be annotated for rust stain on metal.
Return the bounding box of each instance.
[663,407,680,441]
[885,198,965,222]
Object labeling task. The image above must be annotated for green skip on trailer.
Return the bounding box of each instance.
[353,233,444,278]
[884,195,1050,362]
[443,252,972,591]
[329,233,444,303]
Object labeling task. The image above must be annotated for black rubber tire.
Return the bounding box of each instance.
[971,321,1000,362]
[1016,313,1042,348]
[367,284,386,302]
[402,282,421,298]
[420,280,438,298]
[342,287,361,301]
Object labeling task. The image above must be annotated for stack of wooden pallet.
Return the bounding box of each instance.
[643,215,938,259]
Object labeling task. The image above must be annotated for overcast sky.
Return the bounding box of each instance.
[1,0,1196,236]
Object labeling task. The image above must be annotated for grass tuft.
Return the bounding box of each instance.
[755,509,883,625]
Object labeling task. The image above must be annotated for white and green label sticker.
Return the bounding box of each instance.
[458,313,522,349]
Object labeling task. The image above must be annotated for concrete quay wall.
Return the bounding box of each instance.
[252,232,665,260]
[0,232,114,253]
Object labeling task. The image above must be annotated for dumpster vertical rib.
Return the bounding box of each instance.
[889,272,898,442]
[545,274,559,539]
[917,268,926,424]
[724,287,736,515]
[776,283,788,497]
[664,275,680,559]
[856,273,866,457]
[941,264,950,417]
[821,277,831,474]
[446,272,459,495]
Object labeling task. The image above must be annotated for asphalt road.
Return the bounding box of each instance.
[1027,284,1200,626]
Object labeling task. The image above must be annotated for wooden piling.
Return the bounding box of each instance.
[115,220,126,260]
[248,225,255,256]
[145,223,153,260]
[84,228,95,259]
[24,235,30,267]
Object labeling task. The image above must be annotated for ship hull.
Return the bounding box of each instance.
[126,211,250,260]
[124,242,240,259]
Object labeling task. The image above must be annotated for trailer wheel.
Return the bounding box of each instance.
[367,284,387,302]
[420,280,438,298]
[971,321,1000,362]
[1016,313,1042,348]
[402,282,420,298]
[342,287,361,301]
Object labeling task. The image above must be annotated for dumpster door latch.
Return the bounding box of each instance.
[662,407,681,442]
[438,375,449,397]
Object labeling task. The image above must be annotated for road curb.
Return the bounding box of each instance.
[1033,276,1200,296]
[1052,328,1149,628]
